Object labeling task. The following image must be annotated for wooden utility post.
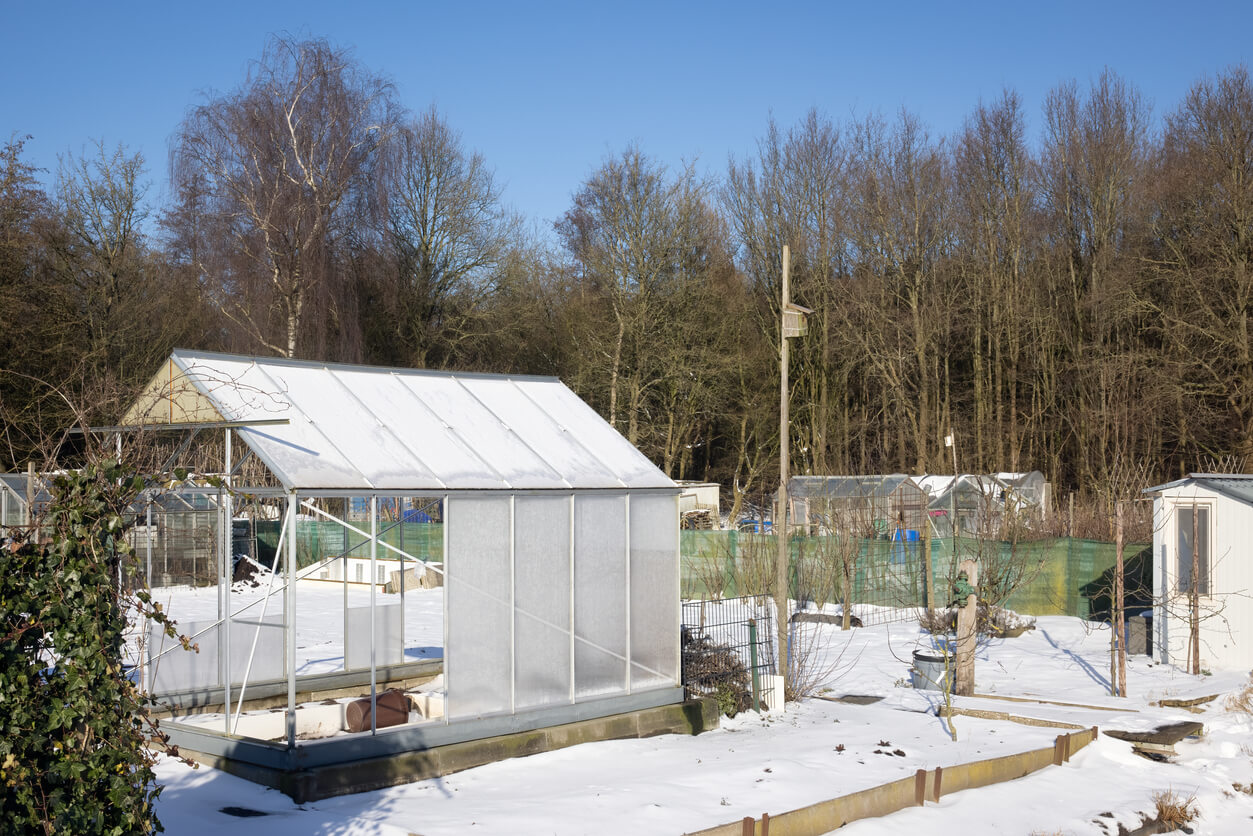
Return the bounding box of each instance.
[1190,501,1201,675]
[1114,501,1126,697]
[775,245,811,697]
[955,558,978,696]
[24,461,35,528]
[775,246,792,690]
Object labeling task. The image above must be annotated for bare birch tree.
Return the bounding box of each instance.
[171,35,399,358]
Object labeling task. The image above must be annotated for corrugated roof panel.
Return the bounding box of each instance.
[458,377,625,488]
[394,374,568,489]
[253,362,444,489]
[180,357,372,489]
[329,370,505,489]
[519,381,675,488]
[1196,476,1253,505]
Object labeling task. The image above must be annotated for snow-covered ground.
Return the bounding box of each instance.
[149,591,1253,835]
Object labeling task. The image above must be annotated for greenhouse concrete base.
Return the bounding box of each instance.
[174,696,719,802]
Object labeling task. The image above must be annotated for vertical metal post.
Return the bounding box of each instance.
[509,495,517,712]
[370,495,377,734]
[673,492,681,687]
[624,493,631,694]
[569,493,577,704]
[222,429,232,734]
[286,493,297,747]
[442,495,451,724]
[923,512,934,611]
[343,499,349,664]
[775,245,791,690]
[144,497,152,693]
[748,619,760,713]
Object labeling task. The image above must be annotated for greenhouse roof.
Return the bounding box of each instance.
[122,351,676,492]
[788,474,921,499]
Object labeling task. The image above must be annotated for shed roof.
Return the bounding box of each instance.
[123,351,675,492]
[1143,474,1253,506]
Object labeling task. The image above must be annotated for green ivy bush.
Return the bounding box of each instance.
[1,459,183,835]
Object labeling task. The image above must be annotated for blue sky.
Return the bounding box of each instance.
[3,1,1250,233]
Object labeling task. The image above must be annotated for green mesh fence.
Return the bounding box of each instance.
[255,521,444,569]
[680,531,1149,621]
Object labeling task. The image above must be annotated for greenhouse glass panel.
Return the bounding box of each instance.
[446,496,512,719]
[574,494,627,699]
[629,495,679,690]
[514,495,573,710]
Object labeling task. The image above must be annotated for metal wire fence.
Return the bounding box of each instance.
[681,594,777,714]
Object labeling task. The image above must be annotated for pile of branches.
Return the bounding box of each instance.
[919,603,1036,638]
[681,629,752,718]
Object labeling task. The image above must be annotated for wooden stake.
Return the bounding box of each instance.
[955,558,978,696]
[1115,501,1126,697]
[1190,502,1201,675]
[915,769,927,806]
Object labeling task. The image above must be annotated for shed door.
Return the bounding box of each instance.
[1176,504,1210,596]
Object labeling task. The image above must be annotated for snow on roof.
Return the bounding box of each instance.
[124,351,675,492]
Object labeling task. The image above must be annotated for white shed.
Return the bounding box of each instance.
[1143,474,1253,671]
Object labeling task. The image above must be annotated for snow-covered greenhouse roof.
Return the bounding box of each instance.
[123,351,676,492]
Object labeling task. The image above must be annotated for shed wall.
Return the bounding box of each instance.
[1154,487,1253,670]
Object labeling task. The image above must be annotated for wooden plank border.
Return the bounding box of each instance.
[687,726,1099,836]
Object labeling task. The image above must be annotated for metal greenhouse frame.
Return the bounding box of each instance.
[113,350,683,779]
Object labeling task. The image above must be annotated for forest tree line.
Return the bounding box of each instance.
[3,35,1253,520]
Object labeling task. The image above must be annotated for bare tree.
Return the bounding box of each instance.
[50,141,150,377]
[1038,69,1151,490]
[369,107,520,368]
[558,148,706,443]
[952,91,1033,472]
[171,35,399,358]
[1155,66,1253,461]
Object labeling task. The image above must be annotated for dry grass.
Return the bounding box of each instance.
[1151,789,1199,829]
[1223,671,1253,715]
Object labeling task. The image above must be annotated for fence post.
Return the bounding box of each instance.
[923,519,934,610]
[748,618,761,713]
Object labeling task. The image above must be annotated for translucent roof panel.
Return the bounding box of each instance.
[789,475,920,500]
[137,351,674,492]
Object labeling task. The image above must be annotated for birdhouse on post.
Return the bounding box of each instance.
[783,302,813,339]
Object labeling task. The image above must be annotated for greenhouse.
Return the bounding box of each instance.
[786,474,930,537]
[916,471,1047,537]
[113,350,683,796]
